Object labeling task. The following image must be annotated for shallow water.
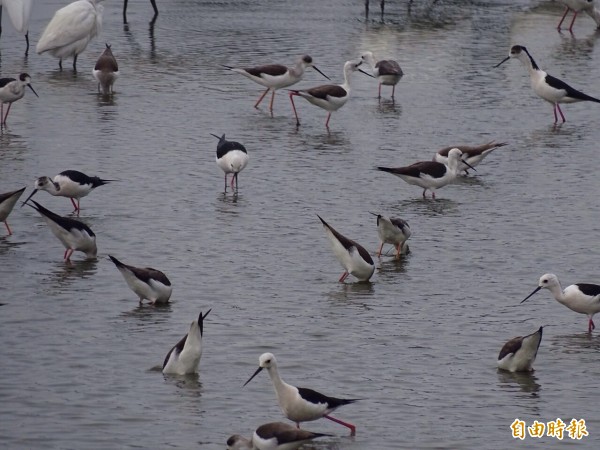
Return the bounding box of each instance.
[1,0,600,449]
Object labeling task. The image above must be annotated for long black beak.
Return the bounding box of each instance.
[494,56,510,68]
[21,189,38,207]
[243,366,263,387]
[358,68,375,78]
[312,65,330,81]
[521,286,542,304]
[209,133,221,140]
[461,159,477,172]
[368,211,380,217]
[28,84,39,98]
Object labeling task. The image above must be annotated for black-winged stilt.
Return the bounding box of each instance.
[162,310,211,375]
[244,353,359,435]
[495,45,600,124]
[522,274,600,333]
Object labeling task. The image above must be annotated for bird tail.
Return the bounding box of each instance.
[92,177,116,187]
[328,397,361,408]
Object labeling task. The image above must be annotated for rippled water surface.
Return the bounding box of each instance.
[2,1,600,449]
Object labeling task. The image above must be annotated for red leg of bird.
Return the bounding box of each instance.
[269,90,276,112]
[64,249,74,261]
[70,198,78,211]
[396,243,401,259]
[377,242,384,257]
[392,85,396,99]
[324,414,356,436]
[230,173,236,189]
[289,92,300,126]
[589,318,595,332]
[63,249,68,259]
[378,83,382,99]
[556,103,566,123]
[325,112,332,128]
[0,103,3,124]
[557,6,570,30]
[432,191,436,199]
[568,11,578,33]
[339,271,349,282]
[553,104,558,124]
[254,88,270,108]
[4,103,12,124]
[4,221,12,235]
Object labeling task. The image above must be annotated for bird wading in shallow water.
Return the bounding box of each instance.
[93,43,119,95]
[162,310,211,375]
[36,0,104,71]
[522,274,600,333]
[0,0,33,55]
[0,187,25,235]
[433,141,507,174]
[360,51,403,99]
[369,212,411,259]
[497,326,543,372]
[221,55,329,114]
[226,422,330,450]
[495,45,600,124]
[22,170,112,215]
[108,255,173,305]
[318,215,375,282]
[212,133,249,191]
[377,148,475,199]
[288,59,373,128]
[26,200,97,262]
[0,73,38,125]
[556,0,600,33]
[244,353,360,435]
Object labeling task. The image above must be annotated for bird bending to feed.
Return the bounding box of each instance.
[522,273,600,333]
[556,0,600,32]
[288,58,373,128]
[317,215,375,282]
[369,212,411,259]
[377,148,474,199]
[211,133,249,191]
[226,422,330,450]
[495,45,600,124]
[244,353,359,435]
[221,55,329,113]
[123,0,158,24]
[22,170,112,214]
[162,310,211,375]
[0,187,25,235]
[0,0,33,55]
[433,141,507,174]
[93,43,118,95]
[26,200,97,262]
[36,0,104,70]
[497,326,543,372]
[108,255,172,305]
[360,51,403,99]
[0,73,38,125]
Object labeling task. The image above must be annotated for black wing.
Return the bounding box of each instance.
[318,216,373,265]
[545,74,600,103]
[498,336,522,360]
[575,283,600,297]
[29,200,95,236]
[162,334,187,369]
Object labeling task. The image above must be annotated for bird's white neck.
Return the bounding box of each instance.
[289,61,306,79]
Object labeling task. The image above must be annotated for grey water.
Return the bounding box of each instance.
[1,0,600,448]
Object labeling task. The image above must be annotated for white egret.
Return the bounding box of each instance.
[0,0,32,55]
[36,0,104,71]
